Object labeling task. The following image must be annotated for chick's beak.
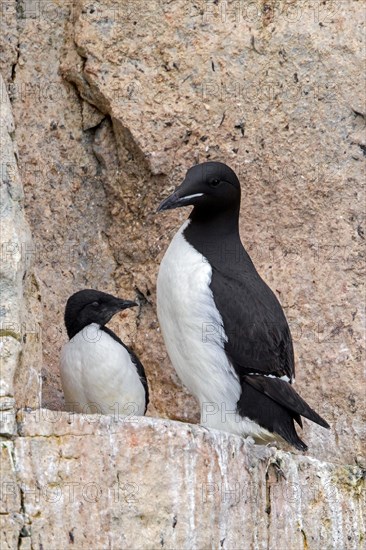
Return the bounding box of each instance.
[118,300,137,310]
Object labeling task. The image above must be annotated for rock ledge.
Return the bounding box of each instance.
[1,411,364,549]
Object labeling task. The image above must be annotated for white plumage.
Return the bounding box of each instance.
[60,323,146,417]
[157,221,273,441]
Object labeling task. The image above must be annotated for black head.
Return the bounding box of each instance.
[64,289,137,339]
[157,161,241,216]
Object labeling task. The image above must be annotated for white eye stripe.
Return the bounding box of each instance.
[182,193,204,200]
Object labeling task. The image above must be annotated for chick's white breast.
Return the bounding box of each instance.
[60,323,145,416]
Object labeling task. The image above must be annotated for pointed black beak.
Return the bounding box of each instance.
[118,299,138,310]
[157,189,204,213]
[157,192,181,212]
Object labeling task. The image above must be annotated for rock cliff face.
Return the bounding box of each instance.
[3,412,366,550]
[0,1,365,548]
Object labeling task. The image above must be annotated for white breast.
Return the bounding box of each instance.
[60,324,146,417]
[157,221,274,442]
[157,222,239,426]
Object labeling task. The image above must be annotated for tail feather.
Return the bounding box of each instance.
[244,375,330,429]
[237,381,308,451]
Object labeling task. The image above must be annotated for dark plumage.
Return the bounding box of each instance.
[157,161,329,450]
[60,289,149,416]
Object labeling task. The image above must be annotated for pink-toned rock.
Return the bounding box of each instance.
[2,0,364,461]
[0,0,365,545]
[60,0,364,464]
[0,72,41,428]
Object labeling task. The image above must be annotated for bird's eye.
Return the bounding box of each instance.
[210,179,221,188]
[91,301,99,307]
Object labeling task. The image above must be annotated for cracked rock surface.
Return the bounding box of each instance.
[0,1,365,547]
[5,0,365,463]
[10,412,366,550]
[0,72,41,429]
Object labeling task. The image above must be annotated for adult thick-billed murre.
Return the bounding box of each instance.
[157,161,329,451]
[60,289,148,417]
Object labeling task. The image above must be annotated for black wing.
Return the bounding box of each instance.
[210,265,330,437]
[243,375,329,428]
[184,226,329,447]
[210,264,295,382]
[101,326,149,413]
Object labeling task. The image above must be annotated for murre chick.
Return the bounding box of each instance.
[157,161,329,450]
[60,289,148,417]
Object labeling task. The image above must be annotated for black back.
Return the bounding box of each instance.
[102,326,149,412]
[184,213,295,382]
